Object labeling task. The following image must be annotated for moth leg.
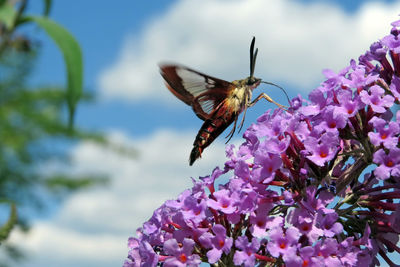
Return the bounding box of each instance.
[250,93,287,110]
[238,105,248,133]
[225,117,238,143]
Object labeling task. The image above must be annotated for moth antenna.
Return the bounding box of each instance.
[249,37,256,77]
[261,81,291,105]
[251,48,258,78]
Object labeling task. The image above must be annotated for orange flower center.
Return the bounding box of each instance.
[179,253,187,263]
[320,151,328,158]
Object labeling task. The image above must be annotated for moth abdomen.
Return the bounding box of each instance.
[189,114,234,165]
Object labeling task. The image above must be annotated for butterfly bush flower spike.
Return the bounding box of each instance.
[124,19,400,266]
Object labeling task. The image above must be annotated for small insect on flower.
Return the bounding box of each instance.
[160,37,287,165]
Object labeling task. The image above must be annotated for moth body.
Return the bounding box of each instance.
[160,37,281,165]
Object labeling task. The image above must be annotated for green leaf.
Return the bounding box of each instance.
[25,15,83,128]
[0,202,17,242]
[45,175,108,191]
[0,2,16,29]
[43,0,52,16]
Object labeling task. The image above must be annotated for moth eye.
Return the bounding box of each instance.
[247,77,256,85]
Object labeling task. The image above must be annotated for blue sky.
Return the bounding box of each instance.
[2,0,400,266]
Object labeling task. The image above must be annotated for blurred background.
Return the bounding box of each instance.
[0,0,399,266]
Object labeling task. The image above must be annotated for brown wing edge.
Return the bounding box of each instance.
[160,64,195,106]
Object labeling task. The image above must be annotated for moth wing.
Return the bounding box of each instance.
[160,64,234,120]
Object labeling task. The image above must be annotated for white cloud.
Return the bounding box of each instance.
[7,223,125,267]
[6,129,230,267]
[98,0,400,103]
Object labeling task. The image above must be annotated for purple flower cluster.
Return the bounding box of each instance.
[124,20,400,266]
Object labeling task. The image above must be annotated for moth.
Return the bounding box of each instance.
[160,37,286,165]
